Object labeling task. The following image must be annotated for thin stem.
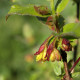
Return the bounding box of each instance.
[60,49,71,80]
[70,57,80,73]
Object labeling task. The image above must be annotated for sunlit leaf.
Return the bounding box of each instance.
[72,72,80,80]
[6,5,51,20]
[56,0,70,14]
[52,61,64,76]
[50,0,55,15]
[63,23,80,38]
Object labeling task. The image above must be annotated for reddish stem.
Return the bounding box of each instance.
[61,49,71,80]
[70,57,80,73]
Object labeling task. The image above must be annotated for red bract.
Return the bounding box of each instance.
[62,39,72,51]
[46,16,55,31]
[34,6,49,15]
[34,44,45,55]
[46,42,53,61]
[62,39,70,45]
[47,16,53,22]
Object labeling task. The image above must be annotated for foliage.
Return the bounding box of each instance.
[6,0,80,80]
[0,0,80,80]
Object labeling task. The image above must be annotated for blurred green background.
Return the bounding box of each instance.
[0,0,80,80]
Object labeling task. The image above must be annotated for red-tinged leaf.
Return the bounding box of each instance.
[34,6,51,15]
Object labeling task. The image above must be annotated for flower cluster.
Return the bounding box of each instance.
[34,36,72,62]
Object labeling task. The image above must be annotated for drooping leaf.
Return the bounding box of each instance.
[56,0,70,14]
[6,5,51,20]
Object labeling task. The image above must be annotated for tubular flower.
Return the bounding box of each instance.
[50,48,61,62]
[46,42,54,61]
[34,44,45,55]
[62,38,72,51]
[35,44,48,61]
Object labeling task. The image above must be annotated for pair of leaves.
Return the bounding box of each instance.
[7,0,70,20]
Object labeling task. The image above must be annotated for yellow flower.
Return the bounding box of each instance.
[50,48,61,62]
[36,45,47,61]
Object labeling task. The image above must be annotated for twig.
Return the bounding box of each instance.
[60,49,71,80]
[70,57,80,73]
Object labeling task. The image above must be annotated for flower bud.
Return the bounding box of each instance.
[46,16,56,31]
[50,48,61,62]
[36,53,43,61]
[34,44,45,55]
[50,51,56,62]
[36,45,47,62]
[62,39,72,51]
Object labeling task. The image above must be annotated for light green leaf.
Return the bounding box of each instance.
[56,0,70,14]
[53,61,64,76]
[50,0,55,15]
[53,23,80,39]
[6,5,51,20]
[63,23,80,38]
[72,72,80,80]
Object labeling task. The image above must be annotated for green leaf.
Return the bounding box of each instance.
[63,23,80,38]
[53,61,64,76]
[6,5,51,20]
[50,0,55,15]
[56,0,70,14]
[72,72,80,80]
[53,23,80,39]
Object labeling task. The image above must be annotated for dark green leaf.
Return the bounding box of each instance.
[57,15,65,31]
